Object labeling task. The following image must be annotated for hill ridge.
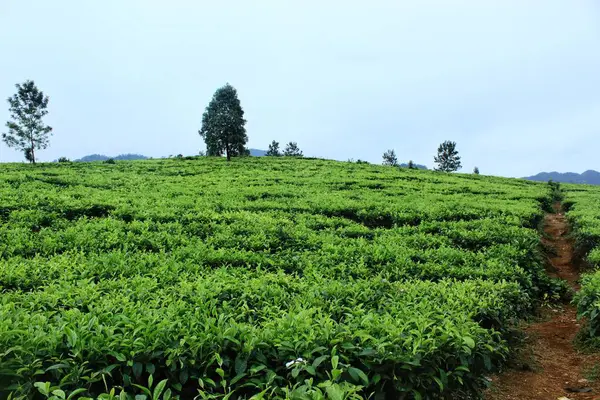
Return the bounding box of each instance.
[524,170,600,185]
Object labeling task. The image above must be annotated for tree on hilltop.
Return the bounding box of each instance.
[434,141,461,172]
[199,83,248,161]
[283,142,303,157]
[3,80,53,164]
[382,149,398,166]
[266,140,281,156]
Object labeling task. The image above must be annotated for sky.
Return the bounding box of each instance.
[0,1,599,177]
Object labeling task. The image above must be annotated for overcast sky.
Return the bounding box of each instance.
[1,1,599,177]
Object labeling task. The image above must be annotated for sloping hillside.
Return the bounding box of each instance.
[0,158,564,399]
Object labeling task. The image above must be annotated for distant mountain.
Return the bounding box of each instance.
[74,151,268,161]
[75,154,148,162]
[249,148,267,156]
[523,170,600,185]
[113,154,149,161]
[399,163,428,170]
[74,154,109,162]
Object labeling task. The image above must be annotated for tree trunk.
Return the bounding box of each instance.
[226,144,231,161]
[30,135,36,164]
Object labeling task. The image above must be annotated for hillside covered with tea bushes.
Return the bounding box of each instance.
[0,158,567,399]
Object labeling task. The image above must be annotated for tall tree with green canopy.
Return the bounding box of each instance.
[434,141,462,172]
[199,83,247,161]
[3,80,53,164]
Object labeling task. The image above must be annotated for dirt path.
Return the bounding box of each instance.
[486,204,600,400]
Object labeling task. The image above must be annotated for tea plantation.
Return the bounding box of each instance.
[0,158,566,399]
[564,185,600,347]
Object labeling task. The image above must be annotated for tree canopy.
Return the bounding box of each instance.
[266,140,281,156]
[199,84,247,161]
[382,149,398,166]
[3,80,53,164]
[434,141,462,172]
[283,142,303,157]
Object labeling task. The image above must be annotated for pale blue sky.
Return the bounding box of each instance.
[1,1,599,177]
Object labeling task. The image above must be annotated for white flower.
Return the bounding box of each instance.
[285,357,306,368]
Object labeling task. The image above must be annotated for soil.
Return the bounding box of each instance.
[486,203,600,400]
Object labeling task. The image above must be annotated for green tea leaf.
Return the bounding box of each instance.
[133,362,143,379]
[348,367,369,386]
[153,379,168,400]
[463,337,475,349]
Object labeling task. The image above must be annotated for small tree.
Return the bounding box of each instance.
[382,149,398,166]
[283,142,303,157]
[473,166,480,175]
[407,160,416,169]
[434,141,461,172]
[3,80,53,164]
[57,157,70,163]
[198,83,247,161]
[266,140,281,156]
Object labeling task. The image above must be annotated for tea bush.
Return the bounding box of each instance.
[0,158,560,399]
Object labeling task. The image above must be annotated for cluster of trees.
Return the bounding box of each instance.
[198,83,303,160]
[383,142,479,174]
[2,81,477,175]
[266,140,303,157]
[381,151,419,170]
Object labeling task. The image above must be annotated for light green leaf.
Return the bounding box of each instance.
[153,379,168,400]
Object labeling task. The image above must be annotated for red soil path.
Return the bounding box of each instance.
[486,205,600,400]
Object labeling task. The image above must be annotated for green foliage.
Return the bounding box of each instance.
[434,141,461,172]
[24,147,35,162]
[381,150,397,167]
[407,160,416,170]
[58,157,71,163]
[575,273,600,343]
[104,158,116,164]
[198,83,248,161]
[266,141,282,157]
[565,184,600,345]
[283,142,303,157]
[547,180,562,202]
[3,80,53,164]
[473,167,479,175]
[563,185,600,262]
[0,158,558,399]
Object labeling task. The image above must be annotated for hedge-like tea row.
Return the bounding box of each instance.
[2,275,527,398]
[0,157,558,399]
[564,185,600,343]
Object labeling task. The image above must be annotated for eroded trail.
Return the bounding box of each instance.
[487,204,600,400]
